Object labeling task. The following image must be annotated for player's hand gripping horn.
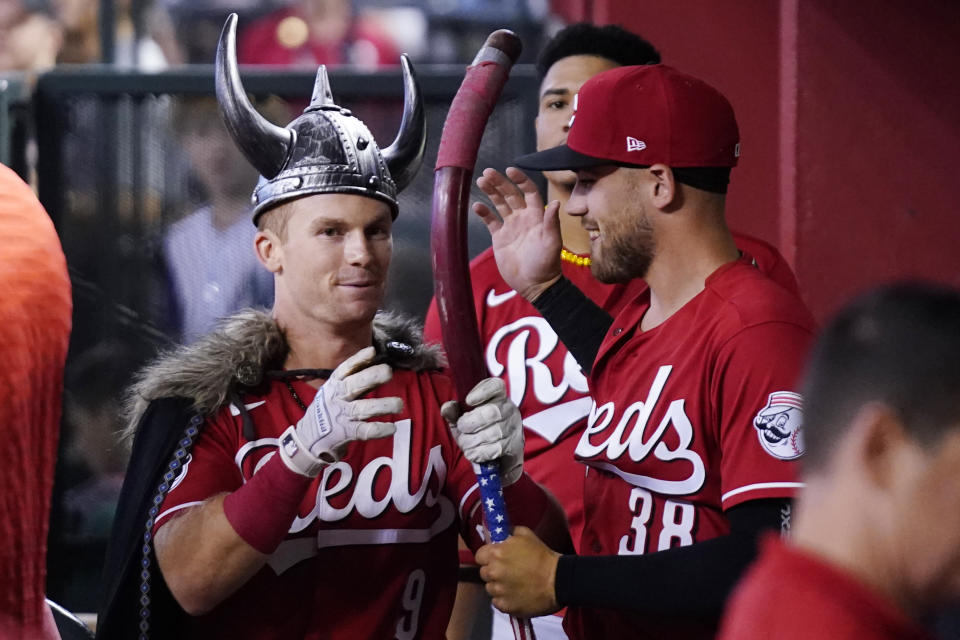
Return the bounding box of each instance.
[430,30,536,640]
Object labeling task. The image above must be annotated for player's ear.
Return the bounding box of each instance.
[852,402,911,491]
[647,163,679,210]
[255,229,283,274]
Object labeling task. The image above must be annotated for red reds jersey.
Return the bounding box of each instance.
[719,536,934,640]
[238,7,397,68]
[156,371,486,639]
[564,256,815,640]
[427,249,641,546]
[423,231,798,549]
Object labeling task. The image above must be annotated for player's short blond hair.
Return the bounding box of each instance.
[257,203,293,243]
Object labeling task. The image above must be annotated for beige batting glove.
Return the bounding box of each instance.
[443,378,524,486]
[279,346,402,477]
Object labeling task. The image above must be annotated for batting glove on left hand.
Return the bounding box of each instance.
[279,346,402,477]
[442,378,524,486]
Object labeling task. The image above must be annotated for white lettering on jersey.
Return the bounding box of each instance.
[576,365,706,496]
[486,316,590,441]
[522,397,593,443]
[240,419,454,573]
[395,569,426,640]
[286,419,447,527]
[168,454,192,492]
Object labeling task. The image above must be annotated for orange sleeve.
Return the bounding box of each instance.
[0,164,72,636]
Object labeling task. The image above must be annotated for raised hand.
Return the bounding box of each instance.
[474,167,563,302]
[278,346,403,477]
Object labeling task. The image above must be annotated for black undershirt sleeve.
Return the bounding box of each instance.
[554,498,790,618]
[531,276,613,373]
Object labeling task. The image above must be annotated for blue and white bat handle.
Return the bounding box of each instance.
[477,462,537,639]
[477,461,511,542]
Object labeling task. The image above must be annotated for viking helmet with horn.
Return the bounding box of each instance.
[215,14,426,224]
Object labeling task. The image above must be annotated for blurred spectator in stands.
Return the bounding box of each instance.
[161,96,284,342]
[0,0,62,72]
[47,340,143,612]
[54,0,182,68]
[155,1,278,64]
[239,0,398,69]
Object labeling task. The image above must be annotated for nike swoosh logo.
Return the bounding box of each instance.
[229,400,267,416]
[486,288,518,307]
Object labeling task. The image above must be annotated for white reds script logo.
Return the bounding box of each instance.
[753,391,804,460]
[485,315,590,442]
[233,419,455,574]
[168,454,192,492]
[575,365,706,495]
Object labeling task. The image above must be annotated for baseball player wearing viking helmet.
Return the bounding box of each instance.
[96,16,567,640]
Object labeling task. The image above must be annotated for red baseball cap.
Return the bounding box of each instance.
[515,64,740,170]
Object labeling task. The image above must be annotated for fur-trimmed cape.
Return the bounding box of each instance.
[123,308,444,437]
[97,308,443,640]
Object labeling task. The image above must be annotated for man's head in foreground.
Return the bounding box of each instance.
[797,282,960,614]
[517,63,739,282]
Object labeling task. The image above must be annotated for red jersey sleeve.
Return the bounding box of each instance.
[731,231,800,295]
[153,411,245,532]
[713,321,814,509]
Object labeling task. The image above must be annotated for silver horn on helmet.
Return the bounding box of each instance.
[381,55,426,191]
[214,13,426,223]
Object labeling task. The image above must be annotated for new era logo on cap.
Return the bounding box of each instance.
[626,137,646,152]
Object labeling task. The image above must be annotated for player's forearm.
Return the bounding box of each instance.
[504,474,574,554]
[554,499,788,616]
[462,473,573,554]
[156,454,314,615]
[554,533,755,616]
[154,494,269,615]
[531,276,612,373]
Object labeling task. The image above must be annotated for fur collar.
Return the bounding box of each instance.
[123,309,442,438]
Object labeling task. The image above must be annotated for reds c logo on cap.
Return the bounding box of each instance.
[753,391,804,460]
